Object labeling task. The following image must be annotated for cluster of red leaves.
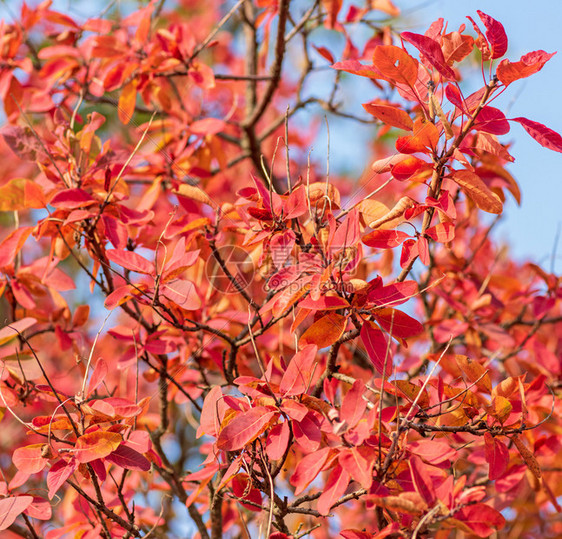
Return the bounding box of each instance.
[0,1,561,538]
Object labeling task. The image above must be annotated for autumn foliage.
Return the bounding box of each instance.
[1,1,562,538]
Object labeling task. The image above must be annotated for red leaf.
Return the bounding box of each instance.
[104,284,138,310]
[293,413,322,452]
[124,431,152,454]
[161,280,202,310]
[474,106,510,135]
[495,464,526,493]
[50,188,96,209]
[497,50,556,86]
[340,531,372,539]
[484,432,509,480]
[512,117,562,153]
[374,308,424,339]
[284,186,308,219]
[332,209,360,250]
[12,444,47,474]
[401,32,455,79]
[196,385,224,438]
[87,358,108,397]
[290,447,331,495]
[445,83,465,111]
[266,421,290,460]
[190,118,226,136]
[90,458,106,482]
[106,249,154,275]
[360,322,392,376]
[425,222,455,243]
[279,344,318,397]
[396,118,439,153]
[1,125,45,161]
[313,45,335,64]
[231,473,262,511]
[317,464,350,516]
[408,455,436,505]
[106,444,151,471]
[338,447,373,489]
[391,156,430,180]
[0,227,32,268]
[216,407,276,451]
[0,496,33,531]
[24,496,52,521]
[92,397,141,418]
[456,503,506,537]
[299,295,349,310]
[362,229,411,249]
[281,400,308,422]
[407,439,456,465]
[340,379,367,429]
[368,280,418,307]
[47,459,77,500]
[477,10,508,59]
[362,102,413,131]
[466,16,491,61]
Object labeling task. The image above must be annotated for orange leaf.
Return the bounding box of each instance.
[455,355,492,393]
[74,431,122,463]
[299,313,346,349]
[118,80,138,124]
[488,395,512,424]
[396,118,439,154]
[363,103,413,131]
[391,156,431,181]
[0,178,45,211]
[174,183,213,205]
[452,169,503,214]
[511,434,541,479]
[372,45,418,86]
[394,380,430,408]
[496,50,556,86]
